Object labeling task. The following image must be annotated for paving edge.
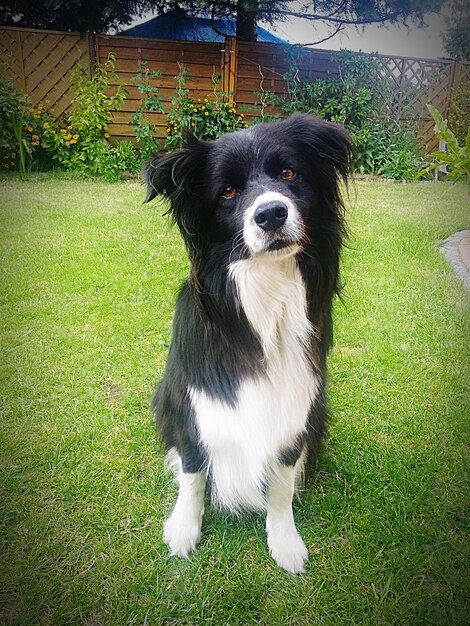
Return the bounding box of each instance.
[440,230,470,291]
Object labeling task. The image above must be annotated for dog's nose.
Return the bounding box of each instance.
[254,202,288,231]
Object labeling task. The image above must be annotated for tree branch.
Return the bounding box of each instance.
[298,22,345,47]
[272,8,403,25]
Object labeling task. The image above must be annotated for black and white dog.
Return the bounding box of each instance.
[145,113,351,574]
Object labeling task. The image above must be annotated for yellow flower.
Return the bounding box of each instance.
[43,122,49,129]
[166,128,171,133]
[26,147,32,154]
[204,111,209,116]
[26,125,33,132]
[204,98,209,103]
[73,134,79,140]
[32,141,39,146]
[70,139,76,144]
[65,134,72,141]
[32,135,39,140]
[67,125,72,130]
[104,133,110,138]
[65,141,70,146]
[60,129,66,134]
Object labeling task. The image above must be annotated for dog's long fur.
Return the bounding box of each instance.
[145,113,351,573]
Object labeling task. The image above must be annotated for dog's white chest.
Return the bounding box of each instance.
[189,256,319,511]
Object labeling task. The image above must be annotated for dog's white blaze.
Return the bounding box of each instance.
[243,190,303,254]
[189,256,319,512]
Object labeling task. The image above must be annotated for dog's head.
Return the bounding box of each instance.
[145,113,351,270]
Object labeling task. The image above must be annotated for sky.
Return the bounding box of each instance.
[127,3,452,61]
[264,9,450,59]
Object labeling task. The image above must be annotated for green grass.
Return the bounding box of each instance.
[1,173,469,625]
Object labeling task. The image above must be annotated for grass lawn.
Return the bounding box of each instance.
[0,173,469,625]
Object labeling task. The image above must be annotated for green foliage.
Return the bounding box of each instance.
[352,120,422,180]
[0,0,148,33]
[0,81,56,174]
[130,61,164,161]
[418,104,470,182]
[97,140,140,182]
[259,51,423,179]
[448,83,470,145]
[442,0,470,61]
[165,66,248,149]
[0,80,25,171]
[40,53,128,175]
[66,53,127,173]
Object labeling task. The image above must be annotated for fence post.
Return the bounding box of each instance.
[222,37,238,103]
[87,31,97,77]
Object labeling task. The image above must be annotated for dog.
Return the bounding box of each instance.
[145,113,351,574]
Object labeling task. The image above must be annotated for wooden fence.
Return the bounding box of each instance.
[1,25,468,150]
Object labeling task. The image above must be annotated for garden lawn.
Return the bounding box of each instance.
[0,174,469,625]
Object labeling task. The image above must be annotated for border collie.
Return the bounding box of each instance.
[145,113,351,574]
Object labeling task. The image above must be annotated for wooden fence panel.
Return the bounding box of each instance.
[1,26,468,152]
[97,35,224,141]
[0,26,88,117]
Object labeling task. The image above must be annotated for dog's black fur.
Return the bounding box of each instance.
[145,114,350,476]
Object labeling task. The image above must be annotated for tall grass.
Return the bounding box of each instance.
[0,174,468,625]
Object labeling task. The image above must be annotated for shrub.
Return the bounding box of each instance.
[447,83,470,145]
[97,140,140,182]
[0,81,38,173]
[352,120,422,180]
[259,52,423,179]
[41,53,127,174]
[165,66,247,149]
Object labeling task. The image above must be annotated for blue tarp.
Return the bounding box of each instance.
[120,10,287,44]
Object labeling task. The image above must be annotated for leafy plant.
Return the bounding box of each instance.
[97,140,140,182]
[165,66,248,149]
[352,120,422,180]
[418,104,470,183]
[0,80,30,173]
[130,61,164,161]
[41,53,128,174]
[447,83,470,145]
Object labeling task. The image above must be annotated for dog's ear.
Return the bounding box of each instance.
[287,113,352,183]
[143,133,210,204]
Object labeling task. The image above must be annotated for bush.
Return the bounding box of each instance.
[165,66,248,149]
[259,51,423,179]
[97,140,140,182]
[447,83,470,145]
[0,80,26,171]
[352,120,422,180]
[41,53,127,174]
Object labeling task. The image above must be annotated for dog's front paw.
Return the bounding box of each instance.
[267,528,308,574]
[163,509,202,558]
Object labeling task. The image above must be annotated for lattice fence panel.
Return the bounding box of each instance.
[0,27,88,116]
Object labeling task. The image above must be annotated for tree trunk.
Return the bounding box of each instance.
[236,0,258,41]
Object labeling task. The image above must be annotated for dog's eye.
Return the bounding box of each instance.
[280,168,295,181]
[222,186,237,199]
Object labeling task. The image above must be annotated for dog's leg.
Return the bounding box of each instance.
[163,456,206,558]
[266,460,308,574]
